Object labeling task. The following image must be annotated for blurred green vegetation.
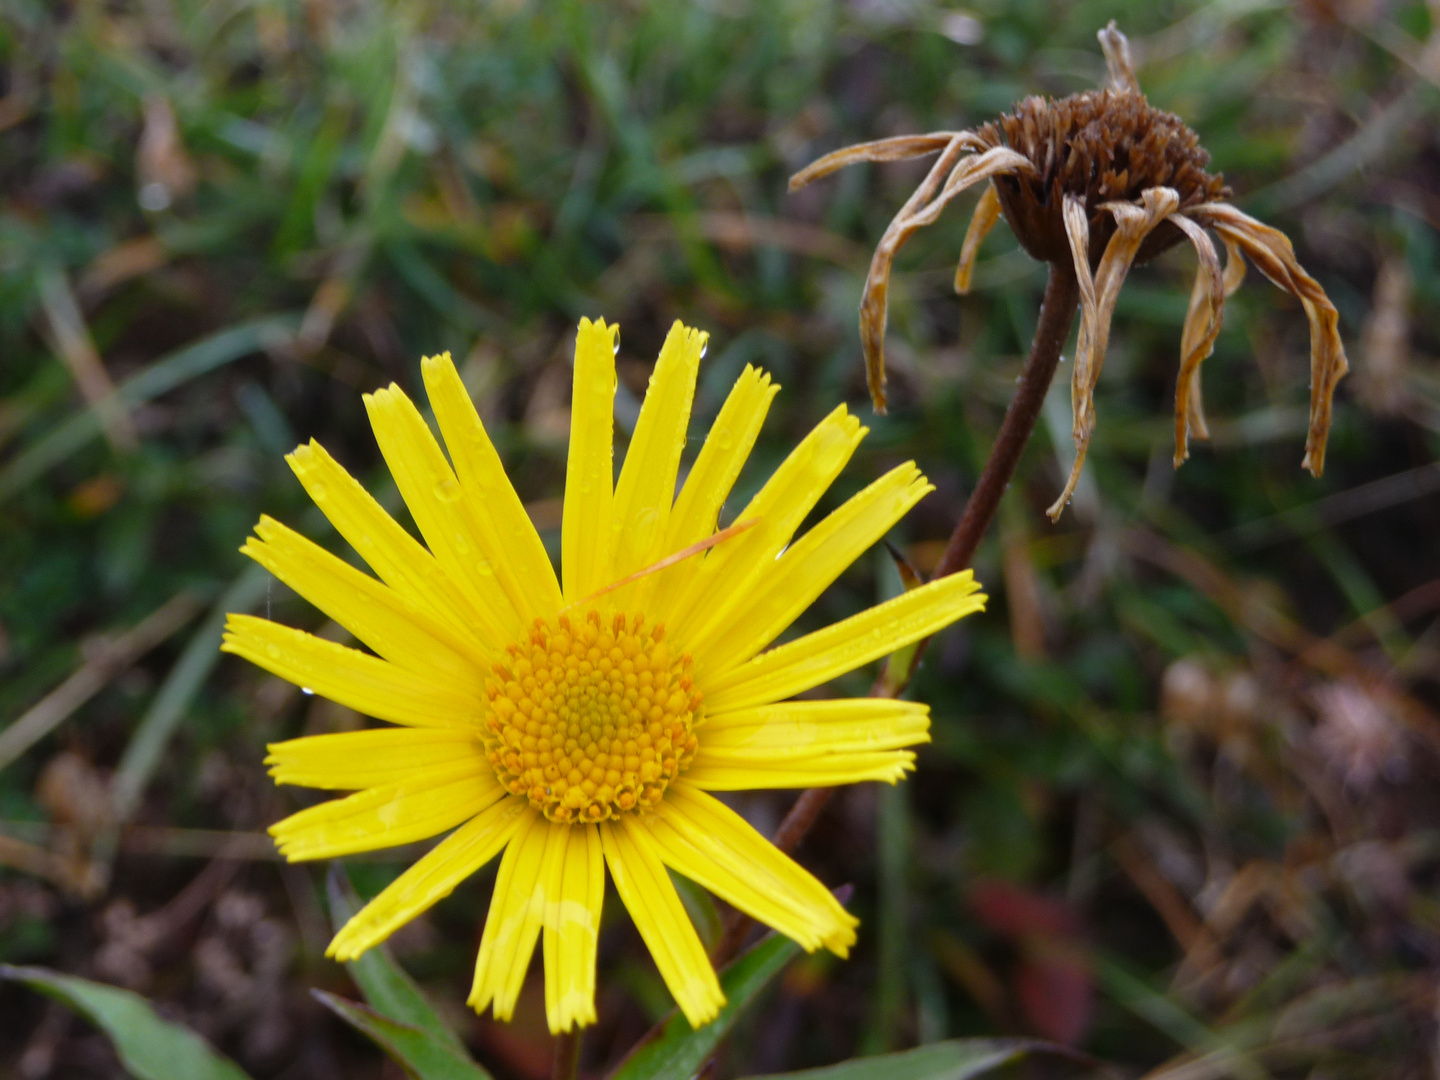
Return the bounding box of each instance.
[2,0,1439,1077]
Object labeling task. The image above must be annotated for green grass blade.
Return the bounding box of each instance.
[0,315,300,503]
[110,564,271,823]
[741,1038,1061,1080]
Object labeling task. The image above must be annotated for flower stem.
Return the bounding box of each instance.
[553,1029,582,1080]
[712,260,1080,964]
[930,263,1080,580]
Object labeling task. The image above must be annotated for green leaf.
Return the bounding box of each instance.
[312,990,494,1080]
[324,864,471,1055]
[668,869,723,952]
[0,964,253,1080]
[741,1038,1059,1080]
[878,541,926,696]
[608,929,801,1080]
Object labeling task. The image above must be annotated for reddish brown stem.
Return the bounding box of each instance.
[711,261,1079,967]
[934,262,1079,577]
[553,1028,582,1080]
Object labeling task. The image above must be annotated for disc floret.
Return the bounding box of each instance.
[482,610,702,824]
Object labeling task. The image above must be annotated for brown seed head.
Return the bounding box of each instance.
[974,89,1230,266]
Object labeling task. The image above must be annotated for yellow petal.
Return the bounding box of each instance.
[364,385,520,648]
[600,816,723,1028]
[542,823,605,1034]
[222,615,484,729]
[285,440,489,658]
[702,571,986,713]
[469,809,551,1020]
[562,319,619,603]
[664,405,865,641]
[242,515,478,681]
[683,749,916,789]
[265,728,488,790]
[328,795,529,961]
[689,462,932,680]
[648,785,857,956]
[650,364,778,606]
[699,699,930,755]
[642,368,777,613]
[611,322,706,584]
[269,764,505,860]
[421,352,562,621]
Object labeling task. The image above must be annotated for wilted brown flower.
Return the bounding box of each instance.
[792,23,1348,520]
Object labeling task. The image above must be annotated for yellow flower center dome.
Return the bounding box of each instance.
[481,609,701,823]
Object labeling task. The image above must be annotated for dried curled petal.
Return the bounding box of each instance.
[954,184,1002,295]
[1187,203,1349,476]
[858,145,1033,412]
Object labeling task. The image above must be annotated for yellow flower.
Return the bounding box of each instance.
[222,318,986,1033]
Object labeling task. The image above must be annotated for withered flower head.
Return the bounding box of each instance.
[791,23,1348,520]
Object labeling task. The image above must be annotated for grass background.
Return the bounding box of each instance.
[2,0,1439,1076]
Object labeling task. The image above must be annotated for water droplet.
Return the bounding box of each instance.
[434,477,460,503]
[310,482,327,501]
[715,430,734,450]
[138,181,171,212]
[266,644,281,658]
[475,558,494,577]
[301,686,315,695]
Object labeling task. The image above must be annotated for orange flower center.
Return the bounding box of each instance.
[482,610,701,824]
